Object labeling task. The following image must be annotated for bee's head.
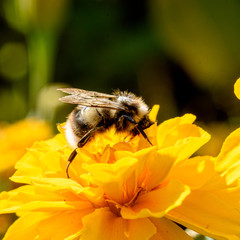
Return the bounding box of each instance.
[137,114,154,130]
[116,91,150,119]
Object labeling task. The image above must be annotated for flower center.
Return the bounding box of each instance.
[125,187,145,207]
[106,201,121,217]
[104,187,146,217]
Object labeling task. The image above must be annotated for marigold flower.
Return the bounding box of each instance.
[0,106,240,239]
[0,118,52,173]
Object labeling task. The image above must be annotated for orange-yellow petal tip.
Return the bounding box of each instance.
[234,78,240,100]
[149,105,160,122]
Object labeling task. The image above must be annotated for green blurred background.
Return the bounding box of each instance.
[1,0,240,148]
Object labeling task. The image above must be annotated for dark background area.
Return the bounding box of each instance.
[0,0,240,149]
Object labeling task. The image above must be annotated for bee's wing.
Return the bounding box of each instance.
[58,88,125,110]
[58,88,117,98]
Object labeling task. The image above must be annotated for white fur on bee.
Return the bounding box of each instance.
[117,95,131,103]
[117,95,149,119]
[139,104,148,116]
[65,120,80,149]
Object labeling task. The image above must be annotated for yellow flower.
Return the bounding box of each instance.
[234,77,240,100]
[0,118,52,173]
[0,106,239,239]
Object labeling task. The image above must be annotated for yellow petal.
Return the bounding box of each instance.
[0,185,59,214]
[10,152,42,184]
[234,77,240,100]
[81,208,156,240]
[167,156,224,190]
[157,114,196,148]
[29,177,83,193]
[215,127,240,185]
[114,146,176,192]
[214,186,240,210]
[84,157,138,203]
[11,151,64,184]
[121,180,190,219]
[3,212,50,240]
[4,210,89,240]
[135,149,177,191]
[36,210,91,240]
[17,201,78,213]
[111,147,155,200]
[150,217,193,240]
[168,191,240,239]
[27,177,106,208]
[11,134,67,184]
[0,182,92,215]
[86,146,178,205]
[157,115,210,163]
[149,105,160,122]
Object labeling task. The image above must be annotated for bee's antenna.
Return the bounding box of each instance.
[121,115,153,146]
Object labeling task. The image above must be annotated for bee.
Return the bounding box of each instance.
[58,88,154,178]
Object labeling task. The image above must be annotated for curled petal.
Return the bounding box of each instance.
[115,147,176,191]
[81,208,156,240]
[136,148,177,191]
[157,115,210,163]
[121,180,190,219]
[215,128,240,185]
[84,157,138,203]
[157,114,197,148]
[11,134,67,184]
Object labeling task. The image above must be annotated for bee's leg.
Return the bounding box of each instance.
[66,149,77,178]
[121,115,153,146]
[66,128,96,178]
[120,115,136,124]
[77,127,96,148]
[136,125,153,146]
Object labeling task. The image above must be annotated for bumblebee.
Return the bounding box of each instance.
[58,88,154,177]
